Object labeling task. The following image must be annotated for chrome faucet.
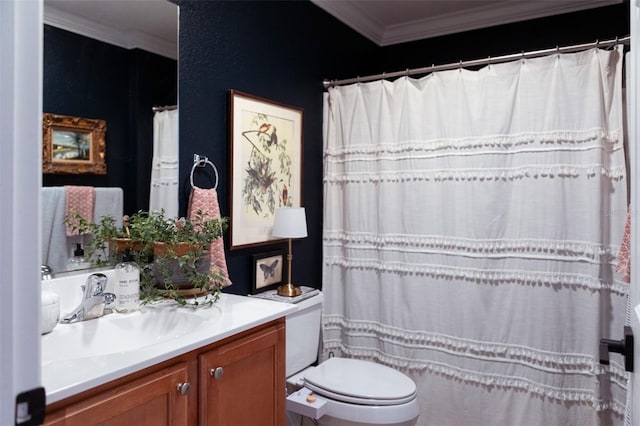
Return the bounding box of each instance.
[60,273,116,324]
[41,264,53,280]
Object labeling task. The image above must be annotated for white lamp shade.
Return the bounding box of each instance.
[273,207,308,238]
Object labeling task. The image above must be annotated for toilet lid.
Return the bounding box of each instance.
[304,358,417,406]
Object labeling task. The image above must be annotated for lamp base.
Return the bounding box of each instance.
[277,283,302,297]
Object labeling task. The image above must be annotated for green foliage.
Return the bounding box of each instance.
[64,209,229,307]
[64,212,123,266]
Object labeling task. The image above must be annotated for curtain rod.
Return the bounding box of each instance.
[323,35,630,89]
[152,105,177,112]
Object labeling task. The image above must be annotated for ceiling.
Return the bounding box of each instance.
[43,0,622,58]
[43,0,179,59]
[310,0,622,46]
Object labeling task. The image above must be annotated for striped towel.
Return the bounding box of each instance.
[64,186,95,236]
[187,186,231,287]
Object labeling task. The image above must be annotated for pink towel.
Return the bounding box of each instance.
[64,186,95,236]
[187,186,231,288]
[616,208,631,283]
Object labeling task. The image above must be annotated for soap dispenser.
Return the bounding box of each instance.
[115,248,140,313]
[67,243,92,271]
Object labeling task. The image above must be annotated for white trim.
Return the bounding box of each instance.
[382,0,621,47]
[0,0,43,424]
[43,2,177,60]
[628,1,640,424]
[311,0,622,46]
[311,0,384,45]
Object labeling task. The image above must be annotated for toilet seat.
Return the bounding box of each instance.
[304,358,417,406]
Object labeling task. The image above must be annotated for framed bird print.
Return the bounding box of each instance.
[251,250,286,294]
[229,90,303,250]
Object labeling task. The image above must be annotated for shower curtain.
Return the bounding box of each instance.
[150,109,179,218]
[322,47,629,425]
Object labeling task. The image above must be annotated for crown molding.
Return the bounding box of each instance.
[311,0,386,45]
[311,0,622,47]
[382,0,621,46]
[43,3,177,60]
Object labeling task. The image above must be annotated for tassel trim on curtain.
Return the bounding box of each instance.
[325,128,622,157]
[323,316,628,380]
[323,338,628,417]
[324,257,629,296]
[325,232,620,262]
[324,165,625,184]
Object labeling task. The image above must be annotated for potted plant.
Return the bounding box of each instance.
[64,209,229,306]
[64,212,123,266]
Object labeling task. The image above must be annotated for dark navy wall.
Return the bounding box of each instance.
[177,1,627,296]
[43,25,177,215]
[176,0,378,295]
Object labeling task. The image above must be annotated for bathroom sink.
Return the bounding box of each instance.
[41,308,204,364]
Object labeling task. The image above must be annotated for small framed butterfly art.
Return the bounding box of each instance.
[251,250,286,294]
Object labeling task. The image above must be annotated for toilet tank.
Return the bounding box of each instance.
[286,292,323,377]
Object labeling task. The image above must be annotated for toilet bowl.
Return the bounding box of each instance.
[284,291,420,426]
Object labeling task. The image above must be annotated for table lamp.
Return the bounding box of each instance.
[272,207,307,297]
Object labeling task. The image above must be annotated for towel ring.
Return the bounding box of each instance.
[190,156,219,190]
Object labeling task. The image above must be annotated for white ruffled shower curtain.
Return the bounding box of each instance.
[150,109,179,218]
[322,47,629,425]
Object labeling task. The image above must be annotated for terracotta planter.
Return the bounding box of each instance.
[153,242,207,257]
[152,242,211,292]
[110,238,143,253]
[110,238,153,264]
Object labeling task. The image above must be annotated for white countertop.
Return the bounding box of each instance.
[42,293,296,405]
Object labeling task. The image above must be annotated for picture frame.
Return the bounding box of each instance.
[251,250,286,294]
[42,113,107,175]
[228,90,303,250]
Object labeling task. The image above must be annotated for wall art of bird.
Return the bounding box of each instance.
[258,123,271,134]
[282,184,288,206]
[246,160,276,193]
[268,126,278,146]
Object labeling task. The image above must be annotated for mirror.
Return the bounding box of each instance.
[42,0,178,276]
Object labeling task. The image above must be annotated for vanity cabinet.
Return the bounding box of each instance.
[44,319,285,426]
[199,320,286,425]
[44,361,196,425]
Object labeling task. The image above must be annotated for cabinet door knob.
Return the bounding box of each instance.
[210,367,224,380]
[176,382,192,395]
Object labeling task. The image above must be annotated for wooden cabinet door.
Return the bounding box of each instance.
[44,362,195,426]
[199,320,285,426]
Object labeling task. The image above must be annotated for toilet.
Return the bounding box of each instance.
[285,292,420,426]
